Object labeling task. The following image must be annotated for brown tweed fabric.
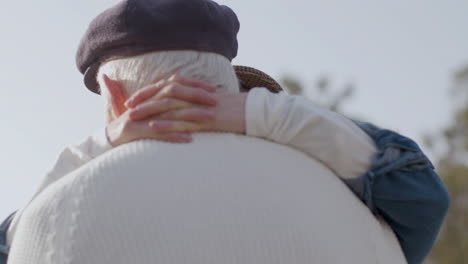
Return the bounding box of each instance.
[235,66,283,93]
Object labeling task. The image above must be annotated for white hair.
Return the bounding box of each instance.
[97,51,240,115]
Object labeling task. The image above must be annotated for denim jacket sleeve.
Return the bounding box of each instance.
[343,121,450,264]
[0,212,16,264]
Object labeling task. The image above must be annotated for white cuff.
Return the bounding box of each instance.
[246,88,274,139]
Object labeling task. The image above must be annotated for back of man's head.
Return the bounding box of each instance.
[97,51,239,113]
[77,0,241,96]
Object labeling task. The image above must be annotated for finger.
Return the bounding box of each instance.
[157,83,217,106]
[126,76,217,108]
[157,108,215,122]
[126,120,193,143]
[169,74,217,92]
[129,98,194,121]
[125,80,167,108]
[149,120,206,133]
[155,133,193,143]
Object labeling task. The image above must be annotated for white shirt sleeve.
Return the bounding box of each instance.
[7,128,112,247]
[245,88,377,180]
[33,127,113,195]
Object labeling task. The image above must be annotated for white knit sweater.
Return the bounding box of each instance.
[5,89,404,263]
[8,134,405,264]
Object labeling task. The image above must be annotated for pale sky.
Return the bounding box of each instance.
[1,0,467,218]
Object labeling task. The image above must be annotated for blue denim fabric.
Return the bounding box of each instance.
[0,212,16,264]
[345,121,450,264]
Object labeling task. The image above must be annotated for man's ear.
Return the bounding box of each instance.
[103,74,128,118]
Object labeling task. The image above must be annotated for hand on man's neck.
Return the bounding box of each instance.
[103,74,129,121]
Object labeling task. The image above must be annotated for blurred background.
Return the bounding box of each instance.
[0,1,466,263]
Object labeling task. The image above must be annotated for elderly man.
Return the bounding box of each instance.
[1,0,448,263]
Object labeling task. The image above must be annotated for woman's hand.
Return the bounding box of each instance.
[122,74,247,142]
[106,74,220,146]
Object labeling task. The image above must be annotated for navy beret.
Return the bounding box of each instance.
[76,0,240,94]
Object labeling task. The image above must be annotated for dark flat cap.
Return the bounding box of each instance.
[76,0,240,94]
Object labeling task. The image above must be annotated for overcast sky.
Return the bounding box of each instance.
[1,0,467,218]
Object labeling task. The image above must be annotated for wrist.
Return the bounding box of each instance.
[213,93,247,134]
[232,93,247,134]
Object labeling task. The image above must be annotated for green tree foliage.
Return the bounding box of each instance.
[426,65,468,264]
[280,75,355,113]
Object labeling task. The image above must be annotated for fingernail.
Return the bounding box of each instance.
[168,74,179,81]
[150,121,170,130]
[208,84,218,91]
[178,134,192,140]
[208,94,218,105]
[125,100,134,108]
[203,110,216,120]
[128,110,138,120]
